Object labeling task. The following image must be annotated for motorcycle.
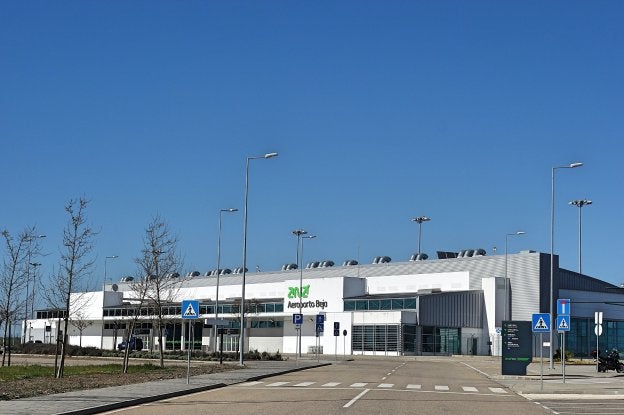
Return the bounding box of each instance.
[592,349,624,373]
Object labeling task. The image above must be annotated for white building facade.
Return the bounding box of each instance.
[26,250,624,357]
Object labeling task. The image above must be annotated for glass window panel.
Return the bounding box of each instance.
[379,300,391,310]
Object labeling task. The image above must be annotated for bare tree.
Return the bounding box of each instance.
[133,216,184,368]
[44,197,96,378]
[0,226,38,367]
[121,278,149,373]
[70,309,93,347]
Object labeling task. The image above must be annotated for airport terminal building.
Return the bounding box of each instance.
[26,249,624,357]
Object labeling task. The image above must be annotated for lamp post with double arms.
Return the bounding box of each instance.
[550,162,583,369]
[215,208,238,352]
[292,229,306,357]
[410,216,431,256]
[569,199,592,275]
[504,231,525,321]
[240,152,278,366]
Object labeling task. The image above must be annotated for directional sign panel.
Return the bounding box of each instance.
[556,315,571,332]
[316,314,325,324]
[532,313,550,332]
[557,299,571,316]
[181,300,199,319]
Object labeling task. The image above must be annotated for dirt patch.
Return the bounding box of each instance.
[0,364,234,401]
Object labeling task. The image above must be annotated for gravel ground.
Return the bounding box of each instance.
[0,355,237,401]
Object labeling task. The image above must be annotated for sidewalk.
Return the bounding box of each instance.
[0,359,331,415]
[457,356,624,398]
[2,356,623,415]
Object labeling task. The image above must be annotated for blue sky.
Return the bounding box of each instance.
[1,1,623,296]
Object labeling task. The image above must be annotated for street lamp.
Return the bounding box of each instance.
[292,229,307,358]
[410,216,431,256]
[504,231,525,321]
[23,234,45,344]
[102,255,118,349]
[215,208,238,352]
[569,199,592,275]
[29,262,42,319]
[240,151,278,366]
[550,162,583,369]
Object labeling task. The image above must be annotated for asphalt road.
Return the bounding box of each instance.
[100,359,552,415]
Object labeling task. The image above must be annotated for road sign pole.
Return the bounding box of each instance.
[562,332,566,383]
[187,321,191,384]
[540,333,544,391]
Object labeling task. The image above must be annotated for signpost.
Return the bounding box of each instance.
[181,300,199,384]
[333,322,340,360]
[532,313,550,389]
[293,313,303,364]
[502,320,532,376]
[595,311,603,373]
[315,314,325,362]
[557,299,571,383]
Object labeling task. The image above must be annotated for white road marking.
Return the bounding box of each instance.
[238,381,263,387]
[462,386,478,392]
[350,382,368,387]
[266,381,290,387]
[489,387,507,394]
[406,384,422,389]
[344,389,370,408]
[293,382,315,387]
[435,385,449,391]
[322,382,341,387]
[378,383,394,388]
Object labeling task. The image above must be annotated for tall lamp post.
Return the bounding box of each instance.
[411,216,431,256]
[292,229,307,358]
[569,199,592,275]
[240,152,278,366]
[23,234,45,344]
[504,231,525,321]
[215,208,238,352]
[550,162,583,369]
[101,255,118,349]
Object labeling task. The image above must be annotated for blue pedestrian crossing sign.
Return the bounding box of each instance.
[532,313,550,332]
[181,300,199,319]
[557,315,571,332]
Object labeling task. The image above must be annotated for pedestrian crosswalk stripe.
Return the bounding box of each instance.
[462,386,478,392]
[378,384,394,388]
[293,382,315,387]
[266,382,289,387]
[406,384,421,389]
[435,385,449,391]
[322,382,341,387]
[239,381,263,387]
[350,383,367,387]
[489,387,507,394]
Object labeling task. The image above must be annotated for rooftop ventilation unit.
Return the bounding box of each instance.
[281,263,298,271]
[342,259,358,266]
[232,267,248,274]
[306,261,321,269]
[167,272,180,278]
[410,253,428,261]
[437,251,458,259]
[373,256,391,264]
[320,260,335,268]
[120,276,134,282]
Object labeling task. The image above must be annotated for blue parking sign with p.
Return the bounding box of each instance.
[293,313,303,325]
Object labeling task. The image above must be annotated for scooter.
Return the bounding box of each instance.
[592,349,624,373]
